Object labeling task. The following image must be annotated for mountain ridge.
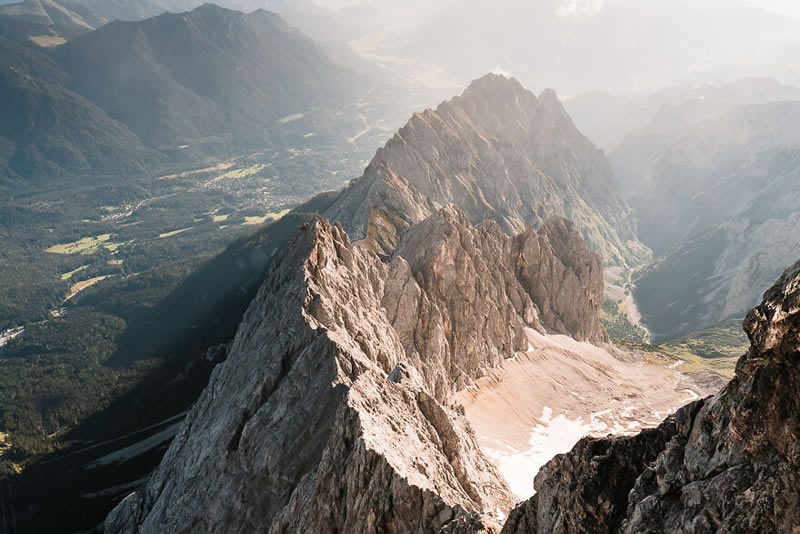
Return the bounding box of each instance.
[103,204,605,532]
[326,73,649,266]
[0,3,364,179]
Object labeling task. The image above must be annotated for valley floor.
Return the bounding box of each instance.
[604,266,648,338]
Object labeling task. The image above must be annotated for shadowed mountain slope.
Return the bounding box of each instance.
[0,35,163,179]
[632,101,800,339]
[51,4,358,153]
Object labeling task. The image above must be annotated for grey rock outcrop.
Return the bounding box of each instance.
[325,73,649,267]
[105,206,606,533]
[512,216,605,342]
[503,258,800,533]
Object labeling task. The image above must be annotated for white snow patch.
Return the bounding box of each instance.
[681,388,700,403]
[278,113,304,124]
[457,327,718,504]
[484,406,607,499]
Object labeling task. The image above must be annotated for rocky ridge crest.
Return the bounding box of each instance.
[105,205,606,533]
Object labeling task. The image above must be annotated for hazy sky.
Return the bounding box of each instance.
[712,0,800,20]
[5,0,796,95]
[281,0,800,95]
[309,0,800,20]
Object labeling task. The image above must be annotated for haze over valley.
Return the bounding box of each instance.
[0,1,798,533]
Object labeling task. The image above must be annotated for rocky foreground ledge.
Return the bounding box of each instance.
[104,206,605,533]
[503,259,800,533]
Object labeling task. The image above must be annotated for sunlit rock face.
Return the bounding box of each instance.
[104,205,607,533]
[326,73,649,267]
[503,259,800,534]
[102,74,670,534]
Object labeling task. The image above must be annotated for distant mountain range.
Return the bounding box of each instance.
[566,77,800,340]
[609,78,800,213]
[632,101,800,339]
[53,5,356,150]
[0,3,363,180]
[631,100,800,251]
[0,34,164,179]
[0,0,290,40]
[566,77,800,154]
[0,0,221,32]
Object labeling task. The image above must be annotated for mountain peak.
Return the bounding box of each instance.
[326,76,647,266]
[462,72,527,99]
[459,74,564,113]
[538,87,561,105]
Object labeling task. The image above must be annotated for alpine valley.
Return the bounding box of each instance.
[0,3,798,534]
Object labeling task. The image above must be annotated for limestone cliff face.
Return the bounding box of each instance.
[503,259,800,533]
[512,217,605,343]
[325,73,649,267]
[104,206,605,533]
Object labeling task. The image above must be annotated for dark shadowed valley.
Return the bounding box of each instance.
[1,1,799,533]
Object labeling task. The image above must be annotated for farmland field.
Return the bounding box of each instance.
[46,234,115,255]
